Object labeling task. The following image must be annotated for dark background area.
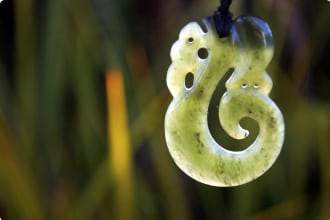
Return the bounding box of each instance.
[0,0,329,219]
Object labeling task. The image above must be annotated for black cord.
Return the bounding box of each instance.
[212,0,233,38]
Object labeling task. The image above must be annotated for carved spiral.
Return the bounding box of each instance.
[165,16,284,186]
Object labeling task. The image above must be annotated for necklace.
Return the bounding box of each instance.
[164,0,285,187]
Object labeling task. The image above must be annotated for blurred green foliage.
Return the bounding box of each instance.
[0,0,329,219]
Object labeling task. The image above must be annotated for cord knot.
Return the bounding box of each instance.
[212,0,233,38]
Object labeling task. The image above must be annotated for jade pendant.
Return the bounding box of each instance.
[165,16,285,187]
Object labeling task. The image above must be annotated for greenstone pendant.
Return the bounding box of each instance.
[165,16,285,187]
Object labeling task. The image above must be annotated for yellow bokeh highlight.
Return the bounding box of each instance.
[106,69,134,220]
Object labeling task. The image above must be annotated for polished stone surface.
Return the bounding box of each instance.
[165,16,284,187]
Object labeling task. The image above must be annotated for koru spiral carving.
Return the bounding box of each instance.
[165,16,285,187]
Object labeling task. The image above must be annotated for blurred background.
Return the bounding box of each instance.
[0,0,329,219]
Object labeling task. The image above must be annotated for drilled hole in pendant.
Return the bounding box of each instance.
[241,84,248,89]
[198,21,208,33]
[197,48,209,59]
[185,72,194,89]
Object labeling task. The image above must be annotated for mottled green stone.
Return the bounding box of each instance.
[165,16,285,187]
